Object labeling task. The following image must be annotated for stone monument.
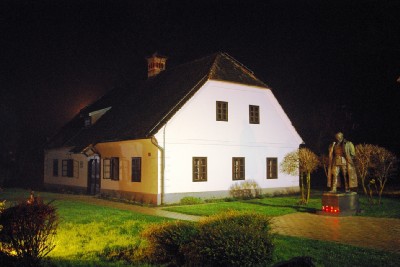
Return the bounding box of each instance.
[319,132,359,216]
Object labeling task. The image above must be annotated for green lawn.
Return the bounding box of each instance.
[1,188,399,266]
[162,193,400,218]
[274,235,400,267]
[1,188,170,266]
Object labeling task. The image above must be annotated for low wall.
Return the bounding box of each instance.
[163,186,300,205]
[44,184,299,206]
[44,183,87,195]
[99,189,158,206]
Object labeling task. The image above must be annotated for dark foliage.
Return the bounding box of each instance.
[141,211,274,267]
[273,256,316,267]
[141,221,198,266]
[0,197,58,267]
[184,211,275,267]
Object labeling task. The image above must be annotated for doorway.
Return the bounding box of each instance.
[88,156,101,195]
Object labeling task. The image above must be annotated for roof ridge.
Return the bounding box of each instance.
[206,52,269,88]
[221,52,254,75]
[207,52,221,80]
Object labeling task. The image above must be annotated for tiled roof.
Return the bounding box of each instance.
[46,52,269,151]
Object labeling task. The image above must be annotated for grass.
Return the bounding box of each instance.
[162,196,321,216]
[274,235,400,267]
[1,188,170,266]
[358,196,400,218]
[162,192,400,218]
[1,188,399,266]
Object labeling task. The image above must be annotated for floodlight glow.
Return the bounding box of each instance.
[322,205,340,213]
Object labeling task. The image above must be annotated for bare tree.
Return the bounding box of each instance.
[354,144,398,205]
[373,146,397,204]
[281,148,319,204]
[320,154,329,181]
[354,144,375,201]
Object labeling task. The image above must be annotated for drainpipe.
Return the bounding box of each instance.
[151,129,166,205]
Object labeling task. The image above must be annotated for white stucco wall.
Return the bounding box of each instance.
[44,147,88,189]
[155,80,302,196]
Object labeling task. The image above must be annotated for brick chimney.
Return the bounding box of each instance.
[146,52,167,78]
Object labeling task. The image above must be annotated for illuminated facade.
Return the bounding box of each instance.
[44,53,303,205]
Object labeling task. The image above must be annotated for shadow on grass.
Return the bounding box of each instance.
[242,200,318,214]
[43,258,134,267]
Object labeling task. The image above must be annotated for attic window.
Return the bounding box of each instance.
[249,105,260,124]
[216,101,228,121]
[83,107,111,128]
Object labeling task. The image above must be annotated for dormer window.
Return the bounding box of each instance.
[83,107,111,128]
[84,117,92,127]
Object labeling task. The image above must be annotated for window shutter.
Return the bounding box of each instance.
[103,159,111,179]
[67,159,73,177]
[53,159,58,176]
[112,157,119,180]
[73,160,79,178]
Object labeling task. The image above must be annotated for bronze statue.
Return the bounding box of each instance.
[327,132,358,193]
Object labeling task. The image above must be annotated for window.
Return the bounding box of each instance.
[267,158,278,179]
[216,101,228,121]
[62,159,74,177]
[103,157,119,180]
[193,157,207,182]
[84,116,91,127]
[52,159,59,177]
[249,105,260,124]
[232,157,245,180]
[131,157,142,182]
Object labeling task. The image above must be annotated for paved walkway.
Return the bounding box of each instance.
[53,194,400,254]
[271,212,400,254]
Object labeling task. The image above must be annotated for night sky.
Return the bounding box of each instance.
[1,0,400,155]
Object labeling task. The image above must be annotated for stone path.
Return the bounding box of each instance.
[271,212,400,254]
[52,194,400,254]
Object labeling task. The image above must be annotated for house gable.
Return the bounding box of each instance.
[46,52,271,152]
[153,79,302,199]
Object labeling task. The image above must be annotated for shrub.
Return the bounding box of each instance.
[0,197,59,266]
[184,211,275,267]
[179,196,204,205]
[100,244,137,264]
[229,182,242,199]
[140,220,198,266]
[229,180,262,199]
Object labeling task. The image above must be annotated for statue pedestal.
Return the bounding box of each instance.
[317,192,359,216]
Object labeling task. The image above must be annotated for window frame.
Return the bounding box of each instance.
[216,101,228,121]
[232,157,245,180]
[267,157,278,179]
[131,157,142,182]
[103,157,120,181]
[249,105,260,124]
[193,157,207,182]
[62,159,74,177]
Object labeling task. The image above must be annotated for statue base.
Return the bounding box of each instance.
[317,191,359,216]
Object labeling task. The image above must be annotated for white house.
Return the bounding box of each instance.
[44,52,303,205]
